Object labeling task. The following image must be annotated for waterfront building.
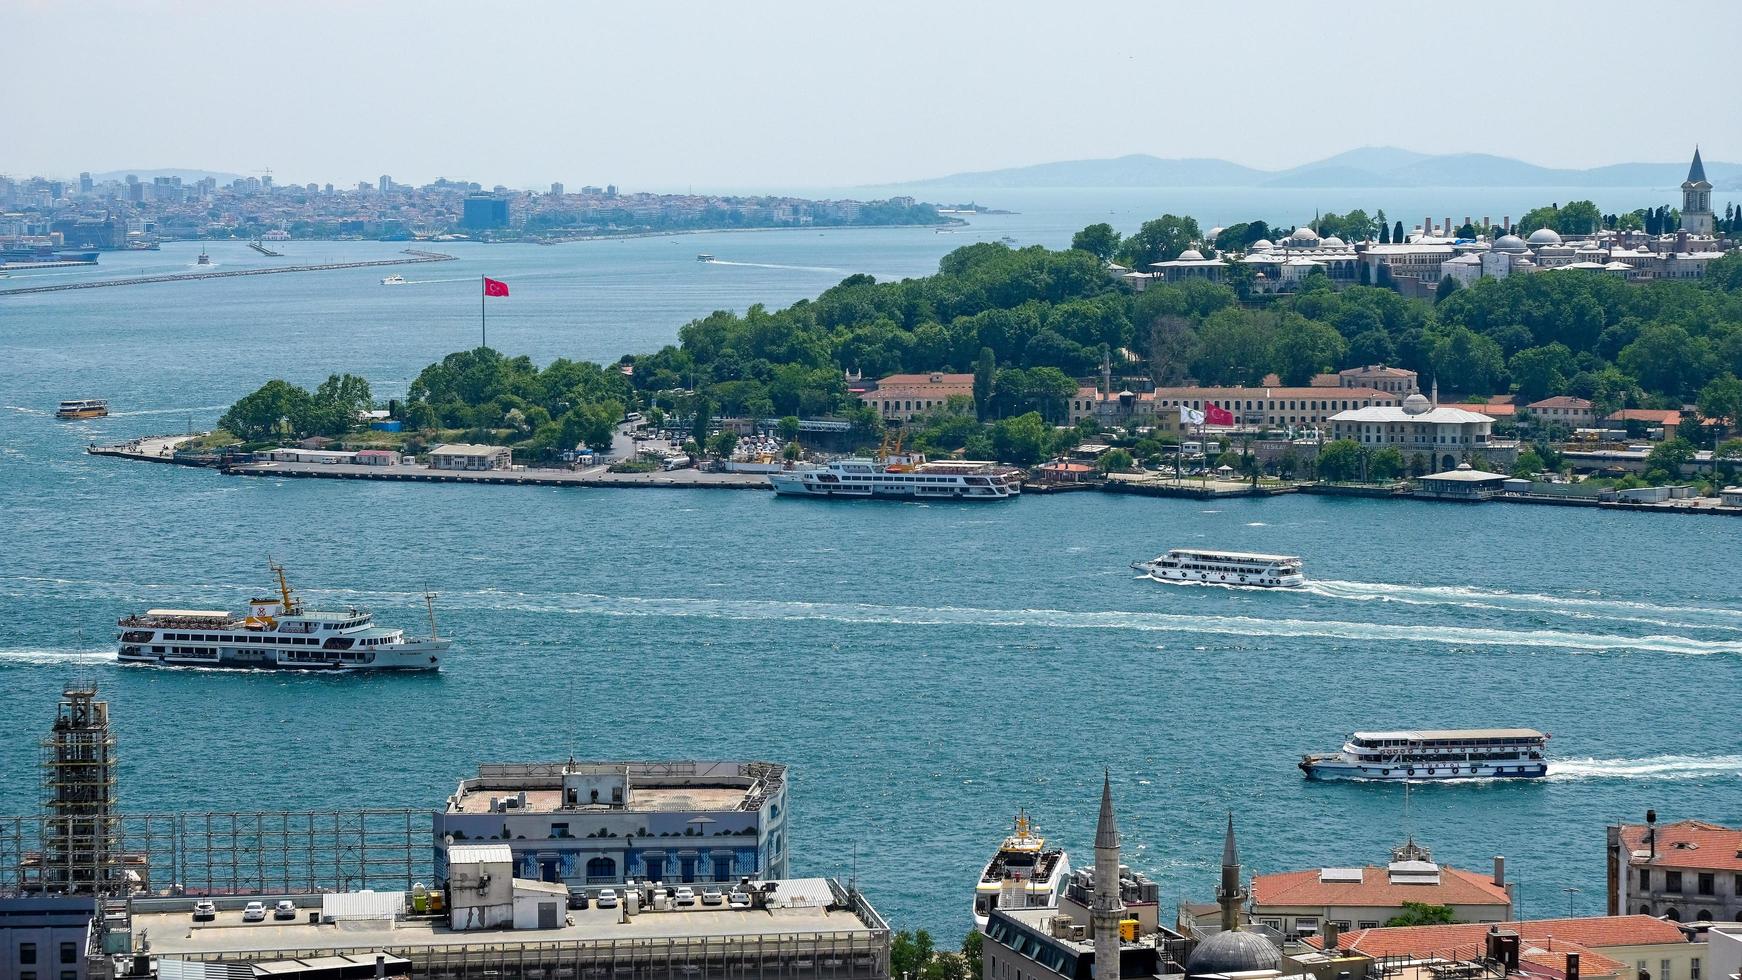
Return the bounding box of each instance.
[1334,365,1418,395]
[1328,393,1506,471]
[432,760,788,888]
[461,193,510,230]
[1250,838,1513,940]
[1297,915,1698,980]
[1292,926,1631,980]
[115,877,886,980]
[1415,465,1512,500]
[1083,385,1400,431]
[858,372,975,422]
[1683,148,1714,235]
[1604,409,1681,440]
[428,444,511,470]
[1607,814,1742,922]
[1522,396,1598,430]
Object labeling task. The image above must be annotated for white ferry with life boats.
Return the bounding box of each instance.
[1132,548,1304,588]
[972,811,1071,931]
[115,564,449,672]
[1299,728,1550,781]
[769,441,1022,500]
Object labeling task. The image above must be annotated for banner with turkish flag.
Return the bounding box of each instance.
[1204,403,1235,426]
[483,277,510,297]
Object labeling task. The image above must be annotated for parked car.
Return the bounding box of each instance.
[568,890,590,910]
[273,900,297,921]
[596,888,618,909]
[726,890,751,909]
[701,888,724,906]
[674,886,696,906]
[192,900,217,922]
[242,901,267,922]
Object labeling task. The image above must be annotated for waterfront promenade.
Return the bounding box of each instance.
[225,458,773,490]
[0,249,455,296]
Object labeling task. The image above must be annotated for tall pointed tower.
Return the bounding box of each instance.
[1092,772,1126,980]
[1682,147,1714,235]
[1216,813,1247,932]
[35,682,123,895]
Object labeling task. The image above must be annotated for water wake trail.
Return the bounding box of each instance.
[104,405,229,418]
[1303,579,1742,631]
[706,259,901,279]
[1550,755,1742,781]
[0,648,112,666]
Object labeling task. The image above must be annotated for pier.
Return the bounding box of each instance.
[247,241,284,256]
[0,249,455,296]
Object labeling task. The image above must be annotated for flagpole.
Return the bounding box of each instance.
[480,276,487,350]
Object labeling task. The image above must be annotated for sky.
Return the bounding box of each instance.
[3,0,1740,192]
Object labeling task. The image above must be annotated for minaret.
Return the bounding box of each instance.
[1092,772,1126,980]
[1217,812,1247,933]
[1682,147,1714,235]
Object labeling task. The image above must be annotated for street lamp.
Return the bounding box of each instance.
[1564,886,1580,918]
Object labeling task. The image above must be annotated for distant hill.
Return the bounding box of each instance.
[903,147,1740,191]
[89,168,247,184]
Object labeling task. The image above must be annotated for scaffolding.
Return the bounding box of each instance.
[29,681,127,896]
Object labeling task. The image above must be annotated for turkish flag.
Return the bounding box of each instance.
[1205,403,1235,426]
[483,277,509,297]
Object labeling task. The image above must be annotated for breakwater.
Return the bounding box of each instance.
[0,249,455,296]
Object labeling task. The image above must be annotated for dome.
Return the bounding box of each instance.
[1249,239,1274,252]
[1178,249,1206,261]
[1288,226,1321,245]
[1527,228,1562,246]
[1402,393,1433,415]
[1207,227,1225,239]
[1186,930,1282,977]
[1321,236,1345,247]
[1494,234,1528,253]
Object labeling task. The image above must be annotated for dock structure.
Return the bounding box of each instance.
[246,241,283,256]
[0,250,455,296]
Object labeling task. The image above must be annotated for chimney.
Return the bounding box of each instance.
[1483,216,1491,230]
[1646,809,1658,859]
[1324,920,1341,949]
[1493,856,1506,888]
[1567,952,1581,980]
[1487,928,1521,973]
[1425,216,1432,238]
[1504,216,1511,232]
[377,954,388,978]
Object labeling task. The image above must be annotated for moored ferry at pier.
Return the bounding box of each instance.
[973,811,1070,931]
[1132,548,1304,587]
[55,399,110,419]
[116,564,448,671]
[1300,728,1550,781]
[769,456,1021,500]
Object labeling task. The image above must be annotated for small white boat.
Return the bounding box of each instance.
[381,274,407,285]
[696,253,714,262]
[1300,729,1550,781]
[1133,548,1303,587]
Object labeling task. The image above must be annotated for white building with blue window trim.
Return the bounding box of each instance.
[433,760,788,890]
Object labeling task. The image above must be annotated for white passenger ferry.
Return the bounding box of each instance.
[1300,728,1550,781]
[769,456,1021,500]
[55,399,110,419]
[1132,549,1304,587]
[116,565,449,672]
[973,811,1070,931]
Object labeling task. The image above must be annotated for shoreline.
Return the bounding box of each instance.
[0,250,456,297]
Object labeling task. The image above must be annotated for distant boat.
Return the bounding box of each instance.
[381,274,407,286]
[196,247,211,265]
[56,399,109,420]
[696,253,714,262]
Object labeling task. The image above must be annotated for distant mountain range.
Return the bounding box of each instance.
[904,147,1739,191]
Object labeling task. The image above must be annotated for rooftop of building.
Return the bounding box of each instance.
[1331,402,1495,424]
[1302,915,1689,956]
[429,443,509,456]
[1604,409,1682,425]
[129,878,874,959]
[868,372,974,389]
[1525,397,1595,410]
[1617,819,1742,871]
[446,760,785,815]
[1252,863,1511,909]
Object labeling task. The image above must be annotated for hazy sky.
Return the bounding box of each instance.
[4,0,1738,191]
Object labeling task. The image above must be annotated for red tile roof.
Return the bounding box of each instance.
[1605,409,1682,426]
[1618,820,1742,872]
[1468,404,1517,417]
[1252,865,1511,910]
[1151,386,1397,401]
[1303,915,1687,955]
[1526,397,1594,411]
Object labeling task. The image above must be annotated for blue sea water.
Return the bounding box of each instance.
[2,190,1740,939]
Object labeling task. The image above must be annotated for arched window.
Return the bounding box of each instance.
[1664,908,1680,921]
[1640,905,1653,915]
[586,856,616,882]
[1697,910,1712,922]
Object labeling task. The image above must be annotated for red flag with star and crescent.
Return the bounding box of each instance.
[483,277,509,297]
[1205,403,1235,426]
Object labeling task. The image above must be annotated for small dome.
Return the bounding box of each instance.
[1321,236,1345,247]
[1494,234,1528,253]
[1289,226,1321,245]
[1178,249,1206,261]
[1186,930,1282,978]
[1207,227,1225,239]
[1402,393,1433,415]
[1249,239,1274,251]
[1527,228,1562,245]
[1455,462,1473,471]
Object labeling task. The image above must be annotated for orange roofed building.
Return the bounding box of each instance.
[857,372,975,421]
[1608,815,1742,922]
[1249,839,1513,940]
[1298,915,1697,980]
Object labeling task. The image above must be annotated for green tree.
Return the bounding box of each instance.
[1368,447,1405,481]
[1431,327,1506,396]
[1316,438,1365,482]
[1558,200,1602,235]
[891,930,936,980]
[1512,448,1546,478]
[1271,315,1347,386]
[1434,275,1460,304]
[1117,213,1202,268]
[961,929,984,980]
[1645,437,1695,476]
[706,430,739,458]
[776,416,802,442]
[919,953,969,980]
[1070,223,1122,261]
[1385,902,1457,927]
[1697,374,1742,440]
[1508,344,1576,402]
[972,347,997,421]
[1096,448,1134,473]
[991,412,1052,466]
[309,373,374,436]
[219,379,314,442]
[1619,324,1713,400]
